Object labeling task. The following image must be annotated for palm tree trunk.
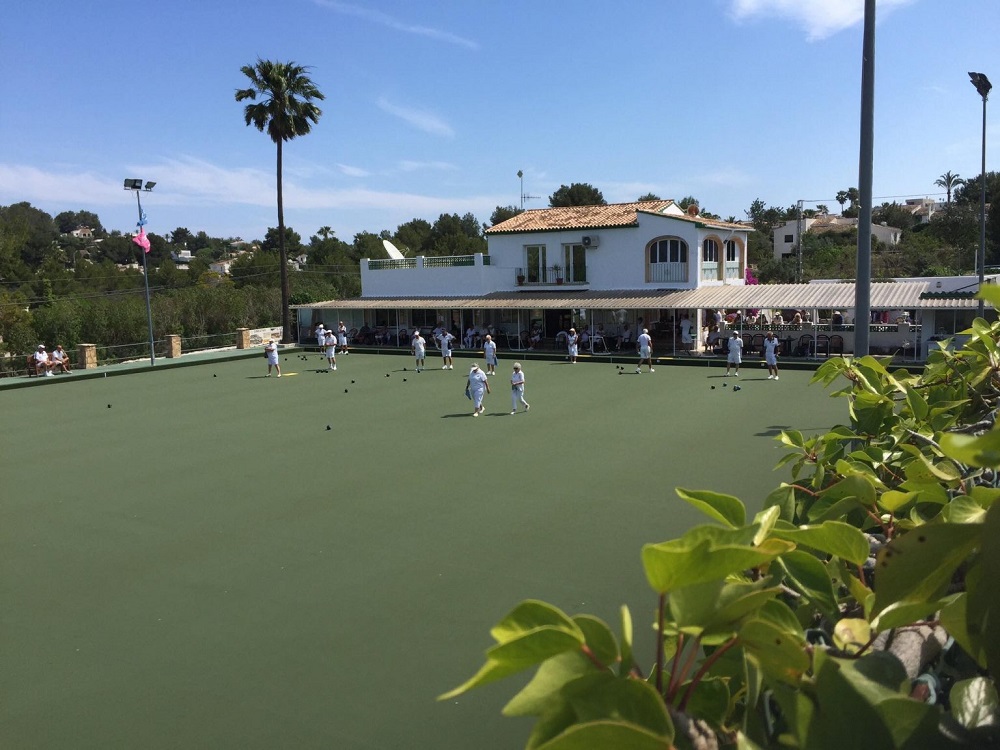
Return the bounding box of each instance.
[276,139,291,343]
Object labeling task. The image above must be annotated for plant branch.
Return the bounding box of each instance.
[655,593,667,696]
[678,638,739,712]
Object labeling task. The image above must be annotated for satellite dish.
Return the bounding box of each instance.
[382,239,405,260]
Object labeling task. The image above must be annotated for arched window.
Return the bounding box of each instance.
[703,238,719,262]
[725,239,739,262]
[646,237,688,282]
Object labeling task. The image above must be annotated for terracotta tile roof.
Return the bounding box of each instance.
[294,282,984,311]
[485,200,675,234]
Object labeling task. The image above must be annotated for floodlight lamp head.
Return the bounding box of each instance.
[124,178,143,190]
[144,181,156,191]
[969,72,992,99]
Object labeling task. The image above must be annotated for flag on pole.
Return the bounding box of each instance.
[132,227,151,253]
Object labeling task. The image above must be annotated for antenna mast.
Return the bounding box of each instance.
[517,170,539,210]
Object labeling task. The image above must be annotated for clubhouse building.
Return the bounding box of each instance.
[292,200,992,361]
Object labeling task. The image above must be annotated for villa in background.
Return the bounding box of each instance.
[292,200,992,361]
[772,213,902,261]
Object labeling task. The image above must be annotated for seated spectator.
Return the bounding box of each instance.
[464,326,475,349]
[616,327,633,350]
[706,326,722,353]
[33,344,54,376]
[579,328,590,348]
[791,312,803,326]
[397,328,408,346]
[529,327,542,350]
[773,312,784,325]
[52,344,71,373]
[832,310,844,325]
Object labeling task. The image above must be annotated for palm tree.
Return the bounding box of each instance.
[816,204,829,215]
[236,58,324,343]
[317,226,333,240]
[835,191,848,214]
[934,171,964,204]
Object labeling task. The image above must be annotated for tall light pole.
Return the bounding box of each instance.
[124,178,157,365]
[970,72,991,318]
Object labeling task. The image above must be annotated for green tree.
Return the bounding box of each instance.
[394,218,432,254]
[935,171,964,204]
[637,192,662,201]
[236,58,324,343]
[836,190,849,213]
[54,210,104,236]
[548,183,606,207]
[0,202,57,268]
[487,206,521,229]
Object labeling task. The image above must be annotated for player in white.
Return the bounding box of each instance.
[324,329,338,371]
[636,328,654,373]
[338,321,349,354]
[483,334,498,375]
[440,330,456,369]
[762,331,780,380]
[567,328,579,364]
[725,331,743,377]
[315,323,326,351]
[467,363,491,416]
[411,331,427,372]
[264,338,281,377]
[679,314,694,354]
[510,363,529,414]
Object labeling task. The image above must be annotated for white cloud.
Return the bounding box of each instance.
[398,160,458,173]
[728,0,916,41]
[377,97,455,137]
[338,163,370,178]
[312,0,479,50]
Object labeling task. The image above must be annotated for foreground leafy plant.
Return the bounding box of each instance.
[441,289,1000,749]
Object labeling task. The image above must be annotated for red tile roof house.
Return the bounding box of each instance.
[292,200,987,360]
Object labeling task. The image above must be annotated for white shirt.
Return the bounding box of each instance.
[484,341,497,360]
[315,326,326,345]
[511,370,525,390]
[637,333,652,350]
[468,369,488,393]
[728,337,744,357]
[412,335,426,356]
[763,337,779,357]
[440,333,454,354]
[680,318,693,342]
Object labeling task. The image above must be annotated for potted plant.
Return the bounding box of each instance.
[553,264,563,284]
[516,272,525,285]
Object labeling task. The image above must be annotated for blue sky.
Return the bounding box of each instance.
[1,0,997,244]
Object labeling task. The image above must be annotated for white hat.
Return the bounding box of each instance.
[470,363,480,370]
[643,328,648,334]
[37,344,45,349]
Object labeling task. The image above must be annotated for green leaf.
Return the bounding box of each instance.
[968,503,1000,675]
[752,505,781,545]
[619,606,634,678]
[558,673,674,741]
[939,593,987,669]
[762,485,796,523]
[777,550,838,617]
[682,676,730,728]
[940,428,1000,468]
[832,618,871,654]
[756,598,806,637]
[670,578,782,637]
[573,614,619,668]
[872,523,982,617]
[871,596,958,632]
[878,490,919,514]
[534,720,672,750]
[904,387,929,421]
[941,495,988,524]
[676,488,745,528]
[739,618,809,686]
[950,677,999,730]
[642,533,792,594]
[492,600,583,644]
[769,521,869,564]
[504,651,592,717]
[439,600,585,700]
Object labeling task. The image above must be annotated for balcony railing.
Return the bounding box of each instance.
[648,262,688,283]
[368,254,491,271]
[516,267,587,286]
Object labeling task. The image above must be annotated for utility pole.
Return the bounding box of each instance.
[854,0,876,358]
[795,200,804,283]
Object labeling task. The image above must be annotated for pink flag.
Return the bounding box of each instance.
[132,227,151,253]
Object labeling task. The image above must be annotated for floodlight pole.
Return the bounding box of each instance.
[970,72,991,318]
[125,180,157,366]
[854,0,876,359]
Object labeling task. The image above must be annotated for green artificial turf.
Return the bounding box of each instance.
[1,352,848,748]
